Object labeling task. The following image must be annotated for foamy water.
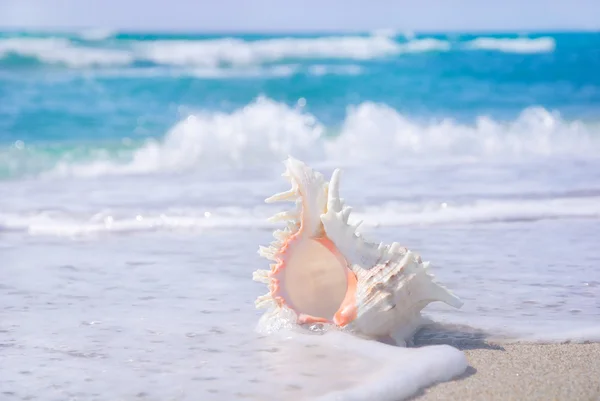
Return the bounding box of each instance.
[0,34,556,69]
[1,214,597,400]
[2,98,596,180]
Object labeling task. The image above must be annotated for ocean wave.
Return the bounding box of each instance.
[44,97,324,177]
[464,37,556,53]
[0,38,132,67]
[0,36,402,68]
[0,34,555,69]
[2,195,599,237]
[0,207,274,237]
[402,38,451,52]
[358,197,600,227]
[4,97,598,179]
[135,36,403,67]
[136,36,449,67]
[323,102,598,163]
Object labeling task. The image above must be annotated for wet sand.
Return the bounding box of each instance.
[413,342,600,401]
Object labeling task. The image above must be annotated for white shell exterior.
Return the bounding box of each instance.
[254,157,463,346]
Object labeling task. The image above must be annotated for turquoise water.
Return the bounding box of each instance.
[1,30,600,401]
[1,30,600,177]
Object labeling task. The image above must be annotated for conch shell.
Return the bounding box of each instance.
[253,157,463,346]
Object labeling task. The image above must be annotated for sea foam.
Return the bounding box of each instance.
[465,37,556,53]
[0,38,132,67]
[136,36,402,67]
[30,97,599,179]
[266,330,468,401]
[0,34,556,69]
[2,194,599,237]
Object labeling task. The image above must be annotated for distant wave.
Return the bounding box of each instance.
[2,97,598,180]
[0,38,132,67]
[402,38,450,52]
[464,37,556,53]
[0,35,556,69]
[137,36,404,67]
[0,36,401,68]
[2,195,599,237]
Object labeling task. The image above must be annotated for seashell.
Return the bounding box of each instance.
[253,157,463,346]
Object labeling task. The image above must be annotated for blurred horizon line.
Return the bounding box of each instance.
[1,25,599,36]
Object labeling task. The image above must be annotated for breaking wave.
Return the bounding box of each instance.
[2,97,599,180]
[0,35,556,69]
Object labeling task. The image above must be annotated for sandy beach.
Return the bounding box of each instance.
[412,341,600,401]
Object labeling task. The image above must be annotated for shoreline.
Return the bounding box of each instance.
[411,340,600,401]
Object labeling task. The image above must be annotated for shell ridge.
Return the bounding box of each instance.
[320,169,407,269]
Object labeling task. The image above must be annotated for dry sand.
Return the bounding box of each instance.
[411,340,600,401]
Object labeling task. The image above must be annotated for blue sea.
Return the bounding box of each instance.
[1,30,600,400]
